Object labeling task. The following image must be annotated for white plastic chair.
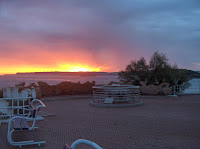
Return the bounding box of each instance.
[7,99,46,148]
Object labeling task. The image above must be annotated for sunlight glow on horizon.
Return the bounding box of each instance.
[0,64,102,75]
[59,64,101,72]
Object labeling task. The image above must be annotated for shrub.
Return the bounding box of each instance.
[118,51,189,87]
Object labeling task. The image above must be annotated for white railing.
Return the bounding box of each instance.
[93,85,140,103]
[0,97,32,123]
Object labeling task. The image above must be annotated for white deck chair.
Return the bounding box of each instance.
[7,99,46,148]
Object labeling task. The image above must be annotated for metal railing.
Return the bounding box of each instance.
[0,97,32,123]
[93,85,140,103]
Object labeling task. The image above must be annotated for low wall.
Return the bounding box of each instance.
[139,81,172,95]
[38,81,95,96]
[0,81,95,98]
[0,81,173,98]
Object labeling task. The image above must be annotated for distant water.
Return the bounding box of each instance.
[182,78,200,94]
[0,74,119,89]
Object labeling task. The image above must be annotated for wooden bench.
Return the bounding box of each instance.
[7,99,46,148]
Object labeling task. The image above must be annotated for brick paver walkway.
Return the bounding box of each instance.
[0,95,200,149]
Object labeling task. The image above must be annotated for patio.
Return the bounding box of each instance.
[0,95,200,149]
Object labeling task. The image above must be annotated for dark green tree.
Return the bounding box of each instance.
[149,51,171,85]
[118,57,149,85]
[119,51,188,87]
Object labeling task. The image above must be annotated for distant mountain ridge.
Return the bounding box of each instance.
[15,69,200,78]
[181,69,200,78]
[16,72,118,76]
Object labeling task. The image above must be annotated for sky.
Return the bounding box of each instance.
[0,0,199,74]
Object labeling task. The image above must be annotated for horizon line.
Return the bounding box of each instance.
[0,71,118,76]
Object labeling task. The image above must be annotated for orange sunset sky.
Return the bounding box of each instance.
[0,0,199,75]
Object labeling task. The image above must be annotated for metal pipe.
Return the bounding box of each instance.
[71,139,102,149]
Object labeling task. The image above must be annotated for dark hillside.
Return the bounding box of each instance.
[181,69,200,78]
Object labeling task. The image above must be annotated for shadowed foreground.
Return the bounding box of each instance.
[0,95,200,149]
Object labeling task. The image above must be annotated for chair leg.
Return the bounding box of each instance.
[7,129,34,146]
[7,129,46,147]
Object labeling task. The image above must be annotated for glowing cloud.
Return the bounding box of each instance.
[0,0,199,74]
[0,63,102,75]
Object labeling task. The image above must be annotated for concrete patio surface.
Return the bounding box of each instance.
[0,95,200,149]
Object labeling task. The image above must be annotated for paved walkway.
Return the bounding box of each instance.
[0,95,200,149]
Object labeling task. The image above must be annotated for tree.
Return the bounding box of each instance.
[149,52,168,71]
[118,57,149,85]
[148,51,171,85]
[118,51,188,87]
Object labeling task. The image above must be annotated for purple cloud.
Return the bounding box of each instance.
[0,0,199,71]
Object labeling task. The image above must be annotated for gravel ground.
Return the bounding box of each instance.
[0,95,200,149]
